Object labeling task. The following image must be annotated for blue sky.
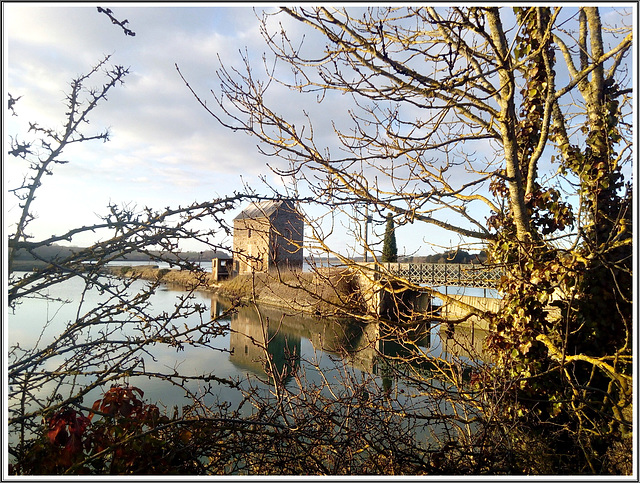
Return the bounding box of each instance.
[4,5,279,251]
[4,4,635,259]
[4,3,474,258]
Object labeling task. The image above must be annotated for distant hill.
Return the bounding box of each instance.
[10,244,485,269]
[10,244,231,263]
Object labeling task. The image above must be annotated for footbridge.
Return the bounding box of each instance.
[355,262,505,329]
[370,262,504,289]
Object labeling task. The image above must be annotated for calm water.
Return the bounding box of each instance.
[105,259,212,272]
[8,271,488,436]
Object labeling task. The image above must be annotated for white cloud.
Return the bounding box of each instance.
[6,4,510,255]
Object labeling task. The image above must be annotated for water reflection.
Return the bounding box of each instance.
[229,303,301,383]
[8,275,488,410]
[9,275,491,454]
[438,323,492,363]
[211,293,490,390]
[213,297,383,382]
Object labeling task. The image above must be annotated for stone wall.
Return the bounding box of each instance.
[233,217,271,275]
[232,202,303,275]
[435,293,503,330]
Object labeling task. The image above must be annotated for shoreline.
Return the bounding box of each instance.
[12,264,485,330]
[106,265,363,319]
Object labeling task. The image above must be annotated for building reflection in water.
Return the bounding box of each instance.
[211,296,383,383]
[229,303,301,384]
[211,295,488,389]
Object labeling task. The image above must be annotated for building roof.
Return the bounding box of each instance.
[233,200,292,221]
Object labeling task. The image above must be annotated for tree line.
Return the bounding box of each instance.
[399,250,488,265]
[10,244,230,266]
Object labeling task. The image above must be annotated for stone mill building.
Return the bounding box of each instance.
[231,200,304,275]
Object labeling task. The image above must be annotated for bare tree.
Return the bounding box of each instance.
[186,6,633,473]
[5,56,266,471]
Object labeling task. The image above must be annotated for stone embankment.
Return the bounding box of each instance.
[108,265,363,318]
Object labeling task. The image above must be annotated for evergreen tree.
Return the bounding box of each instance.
[381,213,397,262]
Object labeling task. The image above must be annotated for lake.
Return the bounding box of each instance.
[8,270,489,454]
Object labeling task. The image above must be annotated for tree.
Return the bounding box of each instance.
[381,213,397,263]
[187,6,633,473]
[5,56,259,472]
[7,9,479,476]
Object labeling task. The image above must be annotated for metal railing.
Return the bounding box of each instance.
[366,262,504,289]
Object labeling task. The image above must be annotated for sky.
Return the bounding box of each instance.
[3,3,635,260]
[4,2,473,259]
[4,4,281,251]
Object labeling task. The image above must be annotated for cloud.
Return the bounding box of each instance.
[5,6,280,245]
[6,5,509,255]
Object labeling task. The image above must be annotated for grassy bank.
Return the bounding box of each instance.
[106,265,364,317]
[214,268,364,317]
[106,265,214,290]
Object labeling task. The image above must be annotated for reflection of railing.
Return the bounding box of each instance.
[367,263,504,289]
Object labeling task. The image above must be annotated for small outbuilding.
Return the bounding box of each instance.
[211,256,233,281]
[232,200,304,275]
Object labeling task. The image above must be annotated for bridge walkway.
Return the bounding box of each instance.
[361,262,504,290]
[355,262,504,328]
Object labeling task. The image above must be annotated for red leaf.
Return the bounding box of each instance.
[48,423,66,445]
[120,402,131,418]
